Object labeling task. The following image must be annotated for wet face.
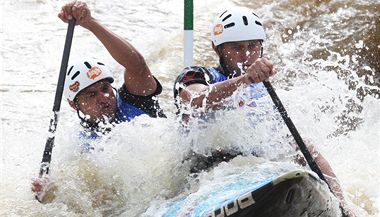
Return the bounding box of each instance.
[215,40,262,77]
[74,80,117,123]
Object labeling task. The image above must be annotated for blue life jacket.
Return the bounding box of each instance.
[115,92,148,122]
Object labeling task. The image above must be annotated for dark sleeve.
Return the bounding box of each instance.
[118,76,166,118]
[173,66,212,99]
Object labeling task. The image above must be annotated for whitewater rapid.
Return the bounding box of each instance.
[1,0,379,216]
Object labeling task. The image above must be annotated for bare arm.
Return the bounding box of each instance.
[312,149,344,201]
[178,58,275,111]
[58,1,156,96]
[179,75,247,110]
[295,146,356,217]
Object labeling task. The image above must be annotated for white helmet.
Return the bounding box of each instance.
[211,7,266,46]
[64,59,114,101]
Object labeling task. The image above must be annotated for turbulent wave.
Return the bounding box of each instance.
[1,0,379,216]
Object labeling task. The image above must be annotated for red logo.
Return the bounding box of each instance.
[69,81,80,92]
[213,24,223,36]
[181,71,206,83]
[182,74,197,82]
[87,66,102,80]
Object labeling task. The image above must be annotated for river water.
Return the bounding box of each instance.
[1,0,379,216]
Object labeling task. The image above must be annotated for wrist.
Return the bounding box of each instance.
[241,74,251,85]
[82,17,97,30]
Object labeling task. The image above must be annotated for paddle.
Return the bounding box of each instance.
[38,19,76,179]
[262,81,326,179]
[263,80,349,217]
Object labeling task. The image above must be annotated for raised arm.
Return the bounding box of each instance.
[58,1,157,96]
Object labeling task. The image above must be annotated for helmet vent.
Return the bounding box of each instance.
[252,12,258,18]
[84,61,92,69]
[242,16,248,25]
[97,62,105,65]
[224,23,235,29]
[67,65,74,75]
[222,14,232,22]
[71,71,80,80]
[219,10,228,18]
[255,21,263,26]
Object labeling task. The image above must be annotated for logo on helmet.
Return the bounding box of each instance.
[213,24,224,36]
[69,81,80,92]
[87,66,102,80]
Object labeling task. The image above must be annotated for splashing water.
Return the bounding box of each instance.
[1,0,379,216]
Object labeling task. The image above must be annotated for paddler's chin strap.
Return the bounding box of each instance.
[216,45,235,79]
[76,109,97,129]
[76,109,114,135]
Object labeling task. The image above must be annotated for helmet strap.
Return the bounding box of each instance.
[76,109,113,134]
[219,57,234,79]
[77,109,97,129]
[216,45,235,79]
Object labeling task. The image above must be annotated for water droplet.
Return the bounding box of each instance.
[354,40,364,49]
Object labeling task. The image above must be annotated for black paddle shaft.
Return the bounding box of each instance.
[39,19,76,178]
[263,81,349,217]
[262,81,326,182]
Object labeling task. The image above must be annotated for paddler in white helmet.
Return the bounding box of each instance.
[32,0,165,202]
[174,6,274,111]
[60,1,166,134]
[174,6,356,217]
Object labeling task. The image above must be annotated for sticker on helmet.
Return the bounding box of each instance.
[87,66,102,80]
[69,81,80,92]
[213,24,224,36]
